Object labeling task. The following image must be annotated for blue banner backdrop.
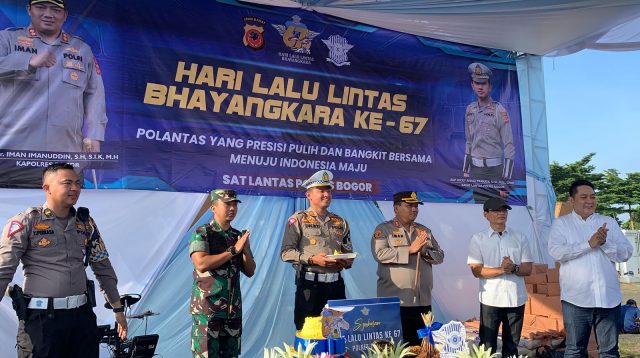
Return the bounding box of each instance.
[0,0,526,204]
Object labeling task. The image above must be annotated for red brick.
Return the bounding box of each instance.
[534,284,548,294]
[525,273,547,284]
[546,268,560,283]
[533,263,549,274]
[530,294,563,319]
[546,282,561,296]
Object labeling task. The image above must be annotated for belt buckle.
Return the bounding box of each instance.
[305,272,315,281]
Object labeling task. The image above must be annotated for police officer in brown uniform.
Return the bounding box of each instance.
[462,62,515,203]
[0,0,107,187]
[371,191,444,346]
[281,170,355,330]
[0,163,127,358]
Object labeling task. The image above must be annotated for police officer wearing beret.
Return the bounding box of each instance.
[0,0,107,187]
[371,191,444,346]
[463,62,515,203]
[0,162,127,358]
[281,170,355,330]
[189,189,256,357]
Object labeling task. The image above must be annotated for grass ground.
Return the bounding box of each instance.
[619,283,640,358]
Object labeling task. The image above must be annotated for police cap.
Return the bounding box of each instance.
[211,189,241,203]
[301,170,333,190]
[468,62,492,84]
[393,191,424,205]
[30,0,65,8]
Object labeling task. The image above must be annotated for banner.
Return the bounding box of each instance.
[0,0,526,204]
[327,297,403,354]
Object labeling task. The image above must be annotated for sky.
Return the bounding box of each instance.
[543,50,640,176]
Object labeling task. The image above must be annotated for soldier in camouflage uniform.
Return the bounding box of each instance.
[189,189,256,358]
[281,170,356,330]
[0,163,127,358]
[462,62,515,203]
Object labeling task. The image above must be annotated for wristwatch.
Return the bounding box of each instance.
[512,264,520,274]
[113,306,125,313]
[226,246,238,256]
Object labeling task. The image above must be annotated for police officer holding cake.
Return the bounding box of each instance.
[281,170,355,330]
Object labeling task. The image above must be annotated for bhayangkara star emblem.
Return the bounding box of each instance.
[322,35,353,67]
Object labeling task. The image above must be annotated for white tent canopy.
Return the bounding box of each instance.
[242,0,640,56]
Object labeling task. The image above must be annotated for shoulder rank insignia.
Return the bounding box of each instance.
[61,32,69,43]
[43,208,54,218]
[7,221,24,237]
[393,219,400,227]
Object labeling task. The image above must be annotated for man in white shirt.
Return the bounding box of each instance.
[467,197,533,357]
[548,179,633,358]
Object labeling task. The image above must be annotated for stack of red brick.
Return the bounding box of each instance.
[523,262,563,335]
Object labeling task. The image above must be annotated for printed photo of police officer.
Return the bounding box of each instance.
[462,62,515,203]
[0,0,107,187]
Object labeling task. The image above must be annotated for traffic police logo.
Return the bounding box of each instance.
[272,15,318,64]
[36,237,51,247]
[7,221,24,237]
[322,35,353,67]
[243,17,266,50]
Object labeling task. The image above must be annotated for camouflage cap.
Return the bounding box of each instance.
[468,62,492,84]
[393,191,424,205]
[210,189,241,203]
[30,0,65,8]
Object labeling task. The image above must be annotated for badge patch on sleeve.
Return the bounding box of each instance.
[7,221,24,237]
[373,230,382,239]
[288,217,297,227]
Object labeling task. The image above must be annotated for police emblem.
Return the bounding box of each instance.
[310,238,317,245]
[322,35,353,67]
[411,192,417,200]
[243,17,266,50]
[322,171,329,182]
[70,71,79,81]
[373,230,382,239]
[272,15,319,54]
[474,64,482,76]
[36,237,51,247]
